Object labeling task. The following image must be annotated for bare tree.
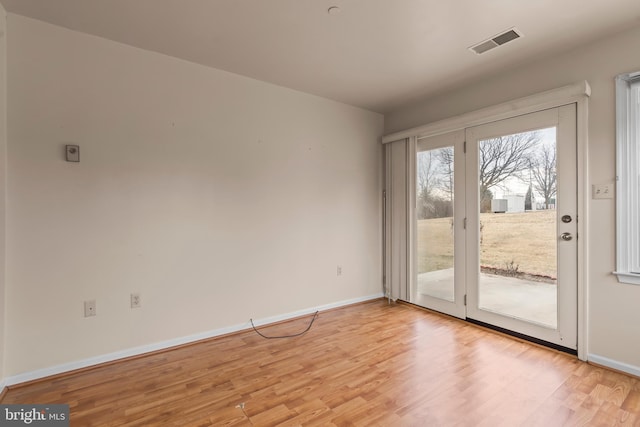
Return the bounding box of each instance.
[437,147,454,201]
[479,131,541,211]
[438,131,542,212]
[417,151,437,198]
[531,144,557,209]
[417,149,454,219]
[417,151,438,219]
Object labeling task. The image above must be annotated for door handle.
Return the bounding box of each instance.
[560,232,573,241]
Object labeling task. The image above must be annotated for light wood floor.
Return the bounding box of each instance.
[3,299,640,426]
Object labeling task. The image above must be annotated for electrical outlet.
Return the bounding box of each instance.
[130,293,141,309]
[337,265,342,276]
[65,145,80,162]
[84,300,96,317]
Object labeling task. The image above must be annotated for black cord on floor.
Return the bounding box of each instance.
[250,311,319,339]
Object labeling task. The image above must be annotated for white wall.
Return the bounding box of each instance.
[386,25,640,370]
[4,14,383,377]
[0,3,7,385]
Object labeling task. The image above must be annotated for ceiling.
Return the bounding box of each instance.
[2,0,640,113]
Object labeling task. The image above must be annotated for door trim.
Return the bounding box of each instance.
[382,81,590,143]
[383,82,590,360]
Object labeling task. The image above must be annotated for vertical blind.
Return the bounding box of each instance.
[384,139,409,301]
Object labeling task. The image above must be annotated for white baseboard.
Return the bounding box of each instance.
[588,354,640,377]
[4,293,383,387]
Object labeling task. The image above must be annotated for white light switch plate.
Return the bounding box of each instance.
[592,184,614,199]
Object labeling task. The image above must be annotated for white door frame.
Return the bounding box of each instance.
[383,82,590,360]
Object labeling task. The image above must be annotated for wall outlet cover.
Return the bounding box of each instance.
[66,145,80,162]
[131,293,141,309]
[84,300,96,317]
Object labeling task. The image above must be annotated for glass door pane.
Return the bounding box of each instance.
[477,127,558,328]
[416,146,455,303]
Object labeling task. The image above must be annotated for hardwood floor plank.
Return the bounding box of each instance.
[3,300,640,425]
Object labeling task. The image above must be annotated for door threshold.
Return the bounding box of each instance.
[466,317,577,356]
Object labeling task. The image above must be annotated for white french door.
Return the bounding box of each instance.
[412,105,578,350]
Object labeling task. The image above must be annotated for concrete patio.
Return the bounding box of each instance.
[416,268,557,328]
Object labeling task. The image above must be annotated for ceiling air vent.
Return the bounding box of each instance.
[469,28,522,55]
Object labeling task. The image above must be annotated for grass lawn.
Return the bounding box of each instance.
[417,210,557,279]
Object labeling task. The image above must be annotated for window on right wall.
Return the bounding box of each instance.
[615,71,640,285]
